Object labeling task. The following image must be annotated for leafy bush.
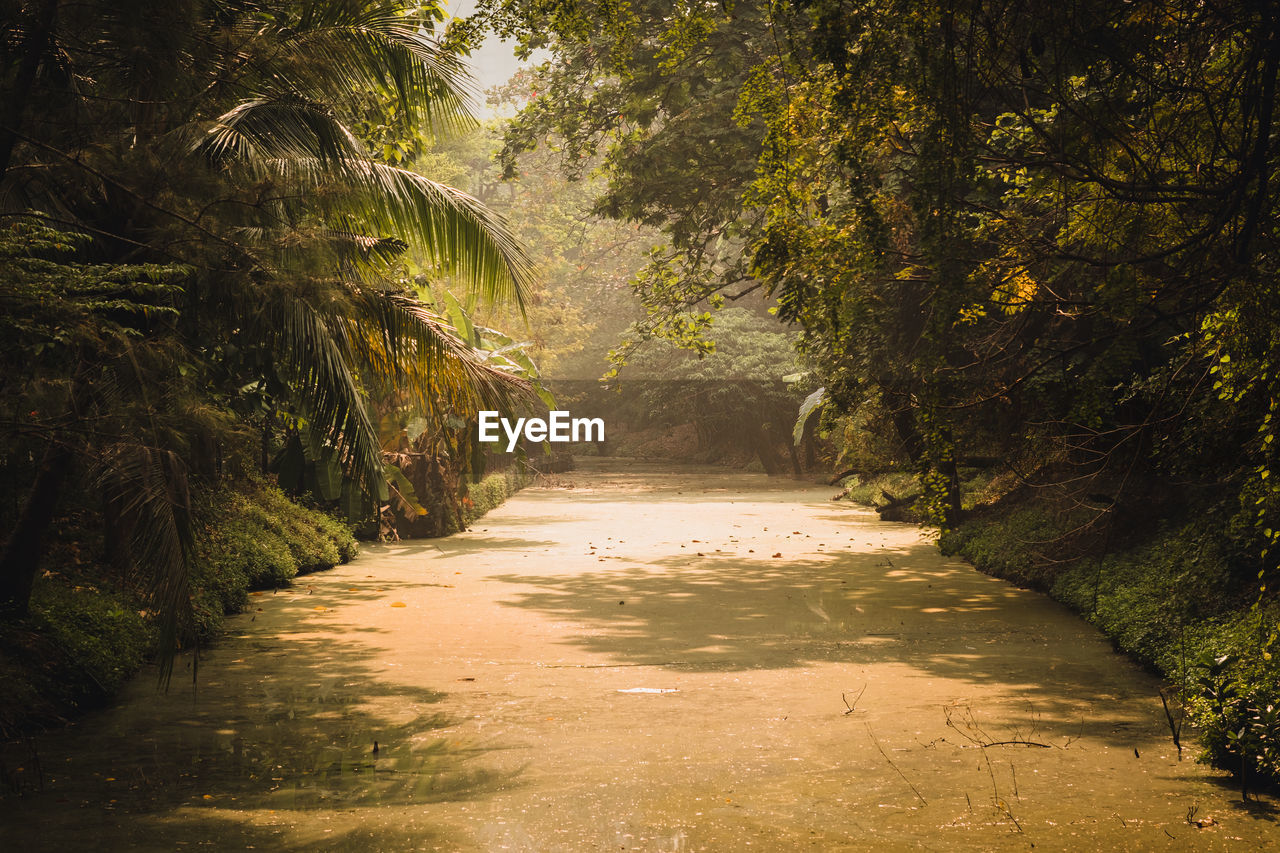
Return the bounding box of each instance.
[29,582,154,696]
[841,472,919,508]
[452,467,531,531]
[0,580,155,734]
[311,511,359,562]
[946,494,1278,787]
[1051,525,1234,670]
[1182,608,1280,787]
[187,479,358,637]
[939,505,1076,587]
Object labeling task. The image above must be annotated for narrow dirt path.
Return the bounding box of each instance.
[3,460,1277,851]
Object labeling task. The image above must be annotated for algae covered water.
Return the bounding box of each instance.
[2,461,1276,850]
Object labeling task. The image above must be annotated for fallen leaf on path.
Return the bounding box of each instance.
[312,606,327,611]
[390,602,406,607]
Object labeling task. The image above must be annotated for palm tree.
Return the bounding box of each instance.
[0,0,538,660]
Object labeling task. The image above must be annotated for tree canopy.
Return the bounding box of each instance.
[463,0,1280,534]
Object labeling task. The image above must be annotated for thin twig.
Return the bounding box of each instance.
[1159,688,1184,760]
[865,722,927,806]
[842,684,868,715]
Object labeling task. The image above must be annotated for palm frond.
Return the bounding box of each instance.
[321,227,408,263]
[338,289,534,417]
[197,95,365,165]
[276,4,477,133]
[263,298,385,493]
[94,445,193,686]
[260,157,534,308]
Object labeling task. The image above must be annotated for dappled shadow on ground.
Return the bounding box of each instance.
[0,583,517,851]
[489,535,1162,748]
[1191,775,1280,824]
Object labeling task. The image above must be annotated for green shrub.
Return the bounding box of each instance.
[0,580,155,733]
[253,486,346,573]
[946,494,1279,787]
[187,478,358,636]
[311,511,359,562]
[1182,608,1280,786]
[0,477,360,733]
[190,548,250,613]
[461,468,529,527]
[940,505,1073,587]
[841,471,919,507]
[29,582,153,695]
[1051,525,1233,671]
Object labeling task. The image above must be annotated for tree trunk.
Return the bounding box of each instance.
[0,441,72,615]
[940,446,962,524]
[747,420,784,476]
[0,0,59,181]
[890,404,925,463]
[787,440,804,477]
[801,416,818,470]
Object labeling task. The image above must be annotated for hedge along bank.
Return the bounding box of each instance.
[478,410,605,452]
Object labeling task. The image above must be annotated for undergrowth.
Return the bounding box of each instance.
[0,477,357,735]
[939,494,1280,790]
[189,479,358,640]
[837,463,1280,788]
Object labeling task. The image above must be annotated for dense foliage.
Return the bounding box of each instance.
[0,0,537,666]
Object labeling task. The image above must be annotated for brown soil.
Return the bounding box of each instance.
[1,459,1277,850]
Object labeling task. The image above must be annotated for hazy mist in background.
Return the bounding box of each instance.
[447,0,545,114]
